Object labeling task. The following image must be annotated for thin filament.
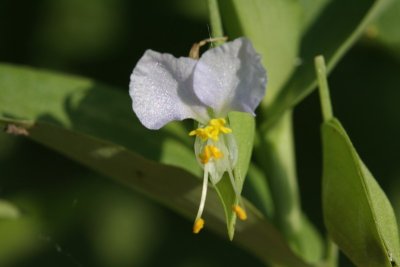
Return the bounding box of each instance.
[196,164,209,219]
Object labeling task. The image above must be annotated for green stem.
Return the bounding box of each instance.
[256,111,303,252]
[325,238,338,267]
[208,0,224,44]
[315,55,334,122]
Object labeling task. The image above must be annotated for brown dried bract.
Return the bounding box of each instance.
[4,124,29,136]
[189,37,228,59]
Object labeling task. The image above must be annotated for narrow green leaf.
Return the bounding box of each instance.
[263,0,391,129]
[322,118,400,267]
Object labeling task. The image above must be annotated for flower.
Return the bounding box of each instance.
[129,37,267,234]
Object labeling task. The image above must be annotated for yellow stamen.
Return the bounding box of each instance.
[232,205,247,221]
[199,145,223,164]
[209,118,232,135]
[189,127,210,141]
[189,118,232,141]
[193,218,205,234]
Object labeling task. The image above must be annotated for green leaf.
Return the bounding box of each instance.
[0,64,312,266]
[322,118,400,267]
[218,0,302,105]
[366,0,400,58]
[298,0,331,33]
[264,0,391,129]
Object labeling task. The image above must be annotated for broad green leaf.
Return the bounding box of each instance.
[263,0,391,129]
[218,0,302,105]
[322,118,400,267]
[0,64,312,266]
[298,0,331,33]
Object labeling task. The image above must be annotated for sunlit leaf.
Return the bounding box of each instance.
[322,118,400,267]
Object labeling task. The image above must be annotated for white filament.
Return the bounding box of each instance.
[196,164,209,219]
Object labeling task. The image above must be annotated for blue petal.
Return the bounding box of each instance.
[130,50,209,129]
[193,38,267,117]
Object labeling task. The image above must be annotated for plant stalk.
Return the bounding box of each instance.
[315,55,334,122]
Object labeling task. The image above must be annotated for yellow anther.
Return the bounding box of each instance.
[199,145,223,164]
[189,118,232,142]
[209,118,232,135]
[193,218,205,234]
[189,127,210,141]
[232,205,247,221]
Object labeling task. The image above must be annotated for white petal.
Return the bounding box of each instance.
[193,37,267,116]
[129,50,209,129]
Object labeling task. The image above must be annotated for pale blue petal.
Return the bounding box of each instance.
[130,50,209,129]
[193,37,267,116]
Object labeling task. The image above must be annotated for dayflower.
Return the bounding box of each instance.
[129,37,267,234]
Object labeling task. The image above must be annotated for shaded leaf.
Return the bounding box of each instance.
[366,0,400,58]
[322,118,400,267]
[264,0,391,129]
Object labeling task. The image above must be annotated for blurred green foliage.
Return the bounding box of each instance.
[1,0,400,266]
